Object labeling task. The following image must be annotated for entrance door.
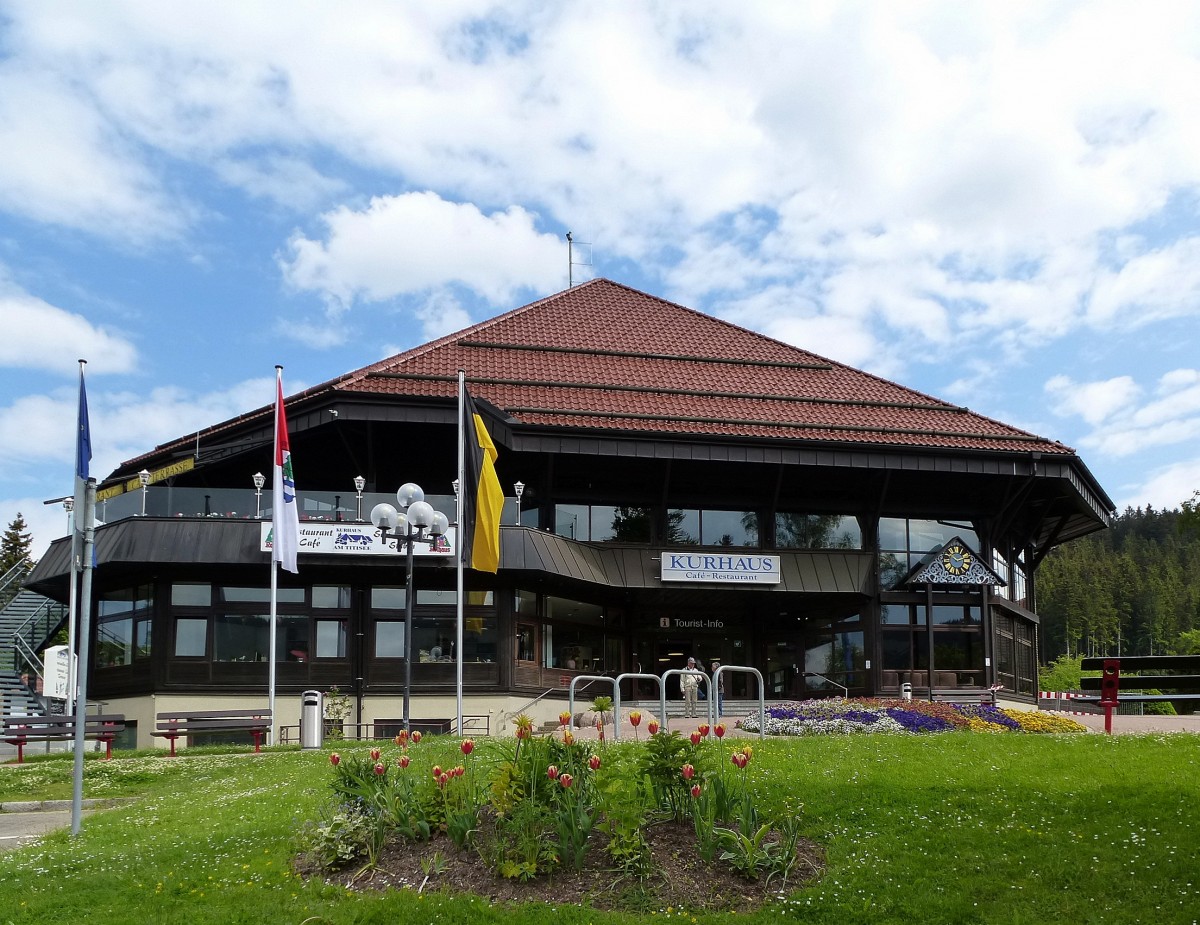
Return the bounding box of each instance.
[763,639,799,699]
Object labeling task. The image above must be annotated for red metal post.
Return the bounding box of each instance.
[1100,658,1121,736]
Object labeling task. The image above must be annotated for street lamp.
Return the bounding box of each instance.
[370,482,450,730]
[252,472,265,518]
[353,475,366,521]
[513,481,525,525]
[138,469,151,515]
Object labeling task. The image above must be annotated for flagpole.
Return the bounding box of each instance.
[268,366,282,744]
[70,478,96,836]
[66,503,78,705]
[455,371,466,735]
[70,358,94,837]
[68,360,88,707]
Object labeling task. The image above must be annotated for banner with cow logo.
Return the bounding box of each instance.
[260,522,457,557]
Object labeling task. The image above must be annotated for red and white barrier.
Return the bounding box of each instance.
[1039,691,1090,715]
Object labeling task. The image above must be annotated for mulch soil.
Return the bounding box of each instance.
[305,817,825,913]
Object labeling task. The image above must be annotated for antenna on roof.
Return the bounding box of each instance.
[566,230,592,288]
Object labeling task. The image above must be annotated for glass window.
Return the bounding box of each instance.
[375,621,405,658]
[313,586,351,609]
[277,615,310,661]
[416,589,456,605]
[96,616,133,667]
[667,509,700,545]
[372,587,406,610]
[214,613,270,662]
[221,586,304,604]
[878,517,908,551]
[516,623,536,662]
[514,589,537,616]
[545,596,603,625]
[555,504,588,540]
[776,514,862,549]
[174,618,207,657]
[702,510,757,547]
[135,618,152,659]
[171,583,212,606]
[315,620,347,658]
[605,506,652,543]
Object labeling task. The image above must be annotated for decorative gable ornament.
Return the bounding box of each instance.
[905,537,1006,587]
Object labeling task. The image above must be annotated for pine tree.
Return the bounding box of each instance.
[0,513,34,575]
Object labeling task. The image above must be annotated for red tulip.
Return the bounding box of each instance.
[588,754,601,771]
[370,748,381,761]
[432,765,443,779]
[559,773,574,789]
[397,755,410,769]
[681,763,695,780]
[690,732,702,746]
[690,783,702,799]
[698,723,710,736]
[373,762,386,776]
[461,739,475,755]
[454,765,465,777]
[559,711,572,726]
[329,753,341,766]
[410,731,422,744]
[647,720,660,735]
[547,765,559,780]
[394,730,409,746]
[715,723,726,739]
[629,711,642,727]
[438,772,449,789]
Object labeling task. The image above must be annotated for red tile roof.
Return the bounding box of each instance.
[336,278,1072,455]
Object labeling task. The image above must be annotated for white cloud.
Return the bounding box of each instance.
[0,66,188,242]
[1088,237,1200,328]
[279,192,563,311]
[1116,457,1200,513]
[0,376,282,481]
[1047,369,1200,460]
[0,288,139,375]
[1045,375,1142,427]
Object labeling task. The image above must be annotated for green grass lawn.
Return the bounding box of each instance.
[1,733,1198,924]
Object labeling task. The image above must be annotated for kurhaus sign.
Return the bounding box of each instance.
[260,522,456,558]
[660,552,781,584]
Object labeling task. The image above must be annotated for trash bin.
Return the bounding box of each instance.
[900,682,913,701]
[300,690,324,749]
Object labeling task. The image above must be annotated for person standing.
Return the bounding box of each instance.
[680,657,704,718]
[711,661,725,716]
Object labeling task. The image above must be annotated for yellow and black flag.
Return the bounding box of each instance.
[461,384,504,572]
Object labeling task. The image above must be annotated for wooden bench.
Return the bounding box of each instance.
[1,713,126,764]
[153,709,272,757]
[1079,655,1200,734]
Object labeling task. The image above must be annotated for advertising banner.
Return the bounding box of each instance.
[260,522,457,557]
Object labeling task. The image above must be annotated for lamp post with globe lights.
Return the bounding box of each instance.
[370,482,449,730]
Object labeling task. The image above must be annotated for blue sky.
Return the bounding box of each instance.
[3,2,1200,557]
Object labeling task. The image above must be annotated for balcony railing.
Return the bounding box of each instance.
[93,488,519,527]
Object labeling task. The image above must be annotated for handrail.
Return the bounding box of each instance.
[12,634,42,678]
[0,562,32,609]
[803,672,849,698]
[9,598,66,673]
[501,679,603,727]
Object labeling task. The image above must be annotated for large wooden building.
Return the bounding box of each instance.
[27,279,1112,745]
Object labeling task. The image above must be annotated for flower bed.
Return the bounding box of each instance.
[736,697,1087,736]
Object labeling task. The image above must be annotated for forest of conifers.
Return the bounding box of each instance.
[1036,503,1200,662]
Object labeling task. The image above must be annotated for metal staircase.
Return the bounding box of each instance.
[0,563,67,705]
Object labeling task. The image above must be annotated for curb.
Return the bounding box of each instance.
[0,797,137,814]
